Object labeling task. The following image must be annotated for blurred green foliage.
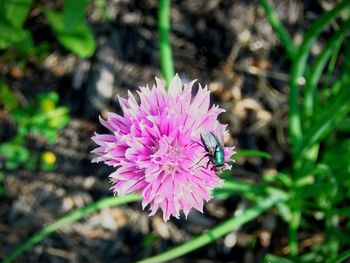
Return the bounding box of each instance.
[0,83,18,111]
[93,0,114,21]
[0,172,4,197]
[0,85,70,170]
[0,0,33,51]
[0,0,96,58]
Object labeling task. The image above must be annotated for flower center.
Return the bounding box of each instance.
[162,164,174,172]
[169,147,180,156]
[151,137,183,172]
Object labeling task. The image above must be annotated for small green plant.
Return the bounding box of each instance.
[0,86,70,170]
[11,92,70,143]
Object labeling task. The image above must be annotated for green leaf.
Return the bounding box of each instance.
[63,0,90,32]
[43,129,58,144]
[0,83,18,111]
[45,9,96,58]
[295,181,335,200]
[25,153,38,171]
[322,139,350,185]
[0,0,32,28]
[0,142,30,170]
[233,150,271,159]
[0,142,29,162]
[0,18,32,49]
[276,202,292,222]
[336,116,350,132]
[264,172,292,188]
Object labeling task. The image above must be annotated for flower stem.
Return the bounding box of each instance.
[288,209,301,257]
[4,194,141,263]
[259,0,297,60]
[158,0,175,89]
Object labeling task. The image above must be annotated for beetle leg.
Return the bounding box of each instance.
[199,158,213,170]
[205,159,212,170]
[192,140,204,148]
[190,153,210,168]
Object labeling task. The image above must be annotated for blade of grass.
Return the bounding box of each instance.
[288,209,301,257]
[3,194,141,263]
[158,0,175,88]
[259,0,297,60]
[327,249,350,263]
[138,193,286,263]
[234,150,271,159]
[304,21,350,118]
[289,0,349,166]
[322,29,344,91]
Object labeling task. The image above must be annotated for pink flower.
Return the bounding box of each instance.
[92,74,235,221]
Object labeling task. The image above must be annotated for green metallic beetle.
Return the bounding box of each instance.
[191,131,225,173]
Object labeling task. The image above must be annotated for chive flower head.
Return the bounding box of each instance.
[92,75,234,221]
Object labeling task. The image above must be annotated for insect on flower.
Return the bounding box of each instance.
[192,131,225,173]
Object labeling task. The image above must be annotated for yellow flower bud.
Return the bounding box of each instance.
[42,151,57,165]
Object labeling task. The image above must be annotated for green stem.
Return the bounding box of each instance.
[325,214,340,259]
[138,194,284,263]
[233,149,271,159]
[158,0,175,89]
[259,0,297,60]
[4,194,141,263]
[288,209,301,257]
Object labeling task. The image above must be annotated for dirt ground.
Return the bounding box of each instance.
[0,0,335,262]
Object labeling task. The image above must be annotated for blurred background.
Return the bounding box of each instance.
[1,0,349,262]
